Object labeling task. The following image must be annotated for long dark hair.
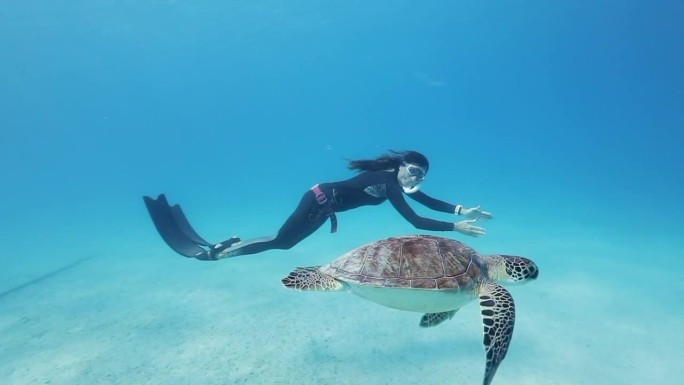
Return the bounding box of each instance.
[347,150,429,173]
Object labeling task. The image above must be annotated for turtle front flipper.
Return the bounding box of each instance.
[478,281,515,385]
[419,310,458,327]
[282,267,344,291]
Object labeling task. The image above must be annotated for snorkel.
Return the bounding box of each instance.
[402,184,421,194]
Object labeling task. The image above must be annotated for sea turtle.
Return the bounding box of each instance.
[282,234,539,385]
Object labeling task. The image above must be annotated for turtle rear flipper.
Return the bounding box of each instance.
[419,310,458,327]
[282,267,344,291]
[478,281,515,385]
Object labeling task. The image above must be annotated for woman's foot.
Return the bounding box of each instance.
[196,236,241,260]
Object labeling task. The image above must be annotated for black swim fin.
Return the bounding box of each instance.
[143,194,243,260]
[143,194,207,258]
[170,204,212,246]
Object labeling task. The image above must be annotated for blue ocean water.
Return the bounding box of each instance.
[1,1,682,384]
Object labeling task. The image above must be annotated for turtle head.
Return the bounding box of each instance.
[481,254,539,285]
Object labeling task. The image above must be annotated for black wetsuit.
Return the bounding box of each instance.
[225,169,456,258]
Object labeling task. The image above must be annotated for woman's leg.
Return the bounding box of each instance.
[215,191,327,259]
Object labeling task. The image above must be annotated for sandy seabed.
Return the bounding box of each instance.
[0,232,681,385]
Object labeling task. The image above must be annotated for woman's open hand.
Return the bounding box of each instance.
[454,219,486,237]
[460,205,493,220]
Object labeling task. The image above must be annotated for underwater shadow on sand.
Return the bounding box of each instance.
[0,256,97,300]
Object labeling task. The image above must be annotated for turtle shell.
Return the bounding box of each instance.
[320,235,481,290]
